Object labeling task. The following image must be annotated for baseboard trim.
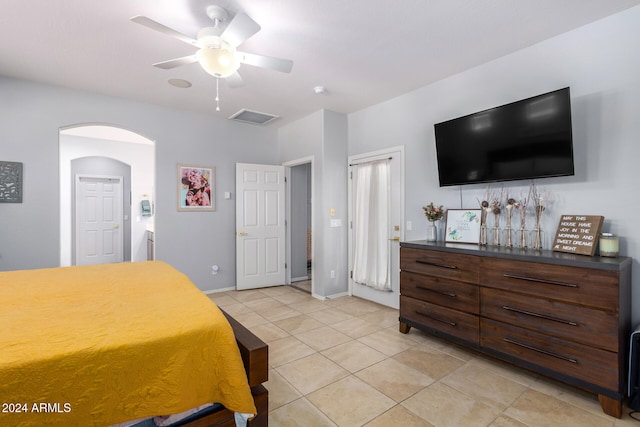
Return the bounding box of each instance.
[203,286,236,295]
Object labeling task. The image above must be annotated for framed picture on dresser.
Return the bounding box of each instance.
[444,209,482,243]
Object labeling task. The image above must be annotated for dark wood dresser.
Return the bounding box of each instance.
[399,240,632,418]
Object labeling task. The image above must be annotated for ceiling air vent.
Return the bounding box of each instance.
[229,109,279,126]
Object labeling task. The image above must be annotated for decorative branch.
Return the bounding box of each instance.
[530,183,550,228]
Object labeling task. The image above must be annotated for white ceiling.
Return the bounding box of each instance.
[1,0,638,128]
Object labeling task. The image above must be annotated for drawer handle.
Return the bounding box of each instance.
[417,285,457,298]
[503,338,578,364]
[416,310,457,327]
[502,306,578,326]
[502,273,578,288]
[416,260,458,270]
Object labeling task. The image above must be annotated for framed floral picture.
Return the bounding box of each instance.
[177,164,215,211]
[445,209,481,243]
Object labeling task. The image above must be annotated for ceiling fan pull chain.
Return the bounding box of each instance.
[215,77,220,111]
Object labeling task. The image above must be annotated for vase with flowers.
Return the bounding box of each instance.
[477,186,496,246]
[505,197,518,247]
[515,190,529,248]
[529,183,550,250]
[422,202,444,241]
[490,199,503,246]
[479,200,489,245]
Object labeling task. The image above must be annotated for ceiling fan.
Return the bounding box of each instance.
[130,5,293,89]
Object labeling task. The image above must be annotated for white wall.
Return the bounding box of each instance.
[0,77,278,292]
[349,6,640,322]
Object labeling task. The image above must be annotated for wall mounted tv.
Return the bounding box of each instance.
[434,87,574,187]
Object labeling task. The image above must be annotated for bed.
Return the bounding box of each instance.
[0,261,268,427]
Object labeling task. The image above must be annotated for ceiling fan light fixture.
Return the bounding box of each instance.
[196,37,240,78]
[132,6,293,113]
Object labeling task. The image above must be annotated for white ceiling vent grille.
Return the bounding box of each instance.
[229,109,279,125]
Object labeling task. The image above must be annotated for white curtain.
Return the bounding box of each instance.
[352,159,391,291]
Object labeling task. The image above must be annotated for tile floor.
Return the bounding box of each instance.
[209,284,640,427]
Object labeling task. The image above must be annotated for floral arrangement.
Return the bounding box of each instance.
[515,191,528,230]
[530,183,550,228]
[505,197,517,228]
[477,196,491,245]
[423,202,444,222]
[479,200,490,225]
[477,186,498,224]
[471,183,553,248]
[490,188,504,228]
[529,183,551,249]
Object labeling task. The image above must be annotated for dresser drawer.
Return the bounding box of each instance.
[401,247,479,283]
[481,258,620,310]
[400,295,479,344]
[401,271,479,314]
[481,318,619,391]
[480,288,618,352]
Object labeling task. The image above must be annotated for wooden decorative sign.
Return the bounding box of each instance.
[552,215,604,256]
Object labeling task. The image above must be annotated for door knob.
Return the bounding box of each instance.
[237,231,248,236]
[114,224,120,229]
[388,236,400,242]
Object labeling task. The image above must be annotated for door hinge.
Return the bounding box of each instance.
[285,263,288,269]
[350,270,353,279]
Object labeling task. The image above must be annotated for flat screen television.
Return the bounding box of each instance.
[434,87,574,187]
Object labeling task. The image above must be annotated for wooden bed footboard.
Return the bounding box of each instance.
[180,309,269,427]
[222,310,269,388]
[223,309,269,427]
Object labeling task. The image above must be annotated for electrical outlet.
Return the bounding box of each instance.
[211,265,219,275]
[330,270,335,279]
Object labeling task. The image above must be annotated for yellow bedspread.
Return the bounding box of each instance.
[0,261,256,426]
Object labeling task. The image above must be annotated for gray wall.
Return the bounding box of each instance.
[2,5,639,319]
[0,76,278,291]
[348,6,640,323]
[278,110,349,298]
[290,163,310,280]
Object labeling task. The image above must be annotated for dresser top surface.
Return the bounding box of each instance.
[401,240,631,271]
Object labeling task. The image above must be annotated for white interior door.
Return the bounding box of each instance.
[76,175,123,266]
[236,163,286,290]
[348,147,404,309]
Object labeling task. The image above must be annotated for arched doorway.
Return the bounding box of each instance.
[59,124,155,266]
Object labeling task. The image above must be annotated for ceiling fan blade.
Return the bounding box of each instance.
[153,55,198,69]
[130,15,198,46]
[226,72,244,88]
[221,12,261,47]
[238,52,293,73]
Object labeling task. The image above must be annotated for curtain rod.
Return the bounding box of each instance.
[349,156,392,167]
